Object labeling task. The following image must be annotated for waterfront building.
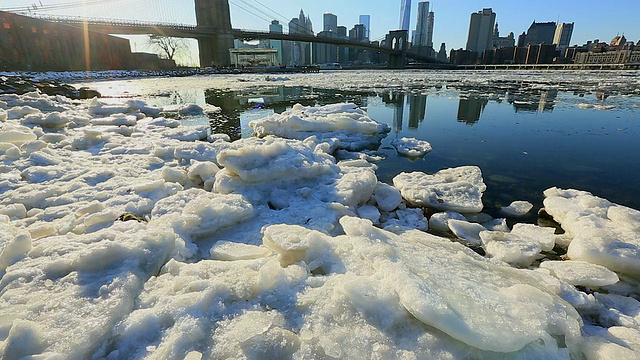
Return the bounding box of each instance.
[359,15,371,40]
[553,22,574,52]
[437,43,448,62]
[229,48,279,67]
[523,21,556,45]
[450,49,478,65]
[575,49,640,64]
[466,8,496,58]
[492,23,515,49]
[399,0,412,31]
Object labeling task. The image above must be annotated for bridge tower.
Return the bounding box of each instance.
[386,30,408,69]
[195,0,234,67]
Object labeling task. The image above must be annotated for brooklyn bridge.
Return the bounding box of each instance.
[1,0,436,69]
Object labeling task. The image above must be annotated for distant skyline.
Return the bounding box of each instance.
[2,0,639,51]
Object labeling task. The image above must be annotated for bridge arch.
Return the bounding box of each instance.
[386,30,408,68]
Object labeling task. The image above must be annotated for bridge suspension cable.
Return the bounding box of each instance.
[0,0,128,13]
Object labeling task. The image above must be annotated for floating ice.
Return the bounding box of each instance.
[393,166,486,213]
[501,200,534,217]
[249,103,390,151]
[391,137,432,157]
[543,187,640,276]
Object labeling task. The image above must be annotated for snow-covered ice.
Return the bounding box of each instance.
[249,102,390,151]
[501,200,534,217]
[543,187,640,277]
[393,166,486,213]
[391,136,432,157]
[0,78,639,359]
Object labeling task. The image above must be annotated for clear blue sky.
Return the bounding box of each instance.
[2,0,639,51]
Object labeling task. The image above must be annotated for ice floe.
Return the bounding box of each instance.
[393,166,486,213]
[249,102,390,151]
[391,136,432,157]
[501,200,534,217]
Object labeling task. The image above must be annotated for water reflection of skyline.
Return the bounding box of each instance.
[202,86,562,139]
[508,89,558,113]
[457,96,488,125]
[382,92,429,132]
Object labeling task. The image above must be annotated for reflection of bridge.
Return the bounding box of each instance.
[24,0,435,68]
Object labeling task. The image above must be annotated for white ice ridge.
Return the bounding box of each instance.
[2,89,640,359]
[249,102,390,151]
[543,187,640,277]
[393,166,486,213]
[391,136,433,157]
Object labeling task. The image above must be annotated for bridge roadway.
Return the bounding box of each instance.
[34,15,436,63]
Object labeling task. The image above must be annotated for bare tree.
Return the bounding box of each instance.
[147,35,187,61]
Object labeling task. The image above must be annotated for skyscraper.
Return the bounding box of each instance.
[413,2,433,48]
[553,22,574,52]
[399,0,412,31]
[324,12,338,33]
[466,8,496,57]
[524,21,556,45]
[269,20,283,65]
[359,15,371,40]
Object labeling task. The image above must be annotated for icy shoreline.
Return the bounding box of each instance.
[1,83,640,359]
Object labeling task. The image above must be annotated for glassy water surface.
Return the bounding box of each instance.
[97,81,640,221]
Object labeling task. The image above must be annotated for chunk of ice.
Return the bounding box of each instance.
[393,166,486,213]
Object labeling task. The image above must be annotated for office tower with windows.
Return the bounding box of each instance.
[466,8,496,57]
[359,14,371,39]
[553,22,574,52]
[399,0,412,31]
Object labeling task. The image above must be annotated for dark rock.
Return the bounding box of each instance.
[0,75,100,99]
[78,87,101,99]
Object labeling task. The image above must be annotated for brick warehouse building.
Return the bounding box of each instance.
[0,11,174,71]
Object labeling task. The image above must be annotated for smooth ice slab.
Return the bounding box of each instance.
[539,260,619,288]
[393,166,486,213]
